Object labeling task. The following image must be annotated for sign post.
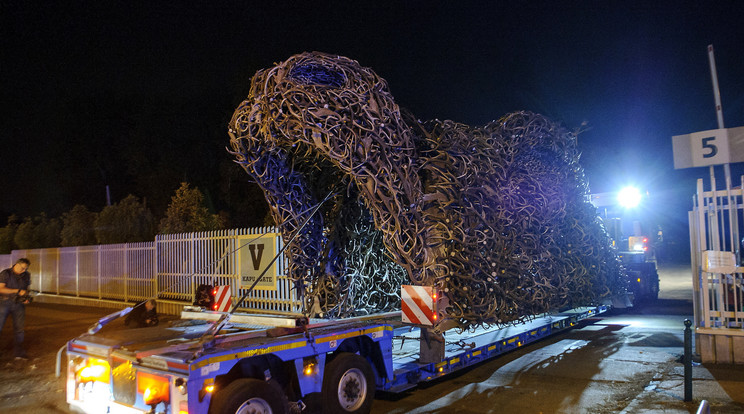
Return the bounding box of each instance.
[708,44,735,257]
[671,46,744,258]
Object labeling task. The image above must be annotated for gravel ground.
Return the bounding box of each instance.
[0,302,114,414]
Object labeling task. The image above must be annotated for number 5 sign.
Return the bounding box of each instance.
[672,126,744,169]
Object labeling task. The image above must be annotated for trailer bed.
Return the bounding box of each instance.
[385,306,605,392]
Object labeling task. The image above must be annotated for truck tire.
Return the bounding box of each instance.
[209,378,289,414]
[322,353,375,414]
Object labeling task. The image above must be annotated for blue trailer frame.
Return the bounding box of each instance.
[385,306,605,392]
[65,305,607,413]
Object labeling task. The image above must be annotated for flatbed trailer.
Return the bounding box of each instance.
[65,305,607,414]
[387,306,604,392]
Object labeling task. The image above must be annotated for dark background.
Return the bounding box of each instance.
[2,1,743,244]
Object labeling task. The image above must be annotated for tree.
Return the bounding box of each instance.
[61,205,98,246]
[0,215,20,254]
[95,195,156,244]
[36,214,62,248]
[14,217,38,249]
[159,182,224,234]
[13,213,61,249]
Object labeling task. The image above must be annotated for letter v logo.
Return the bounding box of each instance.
[248,244,265,271]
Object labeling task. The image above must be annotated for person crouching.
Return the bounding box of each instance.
[124,299,159,328]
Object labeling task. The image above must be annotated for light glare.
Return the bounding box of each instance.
[617,187,642,208]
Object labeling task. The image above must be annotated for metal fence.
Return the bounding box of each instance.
[690,178,744,363]
[691,179,744,327]
[0,227,302,316]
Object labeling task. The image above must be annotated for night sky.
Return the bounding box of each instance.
[2,1,743,238]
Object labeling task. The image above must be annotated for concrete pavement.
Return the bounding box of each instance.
[603,309,744,414]
[371,305,743,413]
[372,261,744,413]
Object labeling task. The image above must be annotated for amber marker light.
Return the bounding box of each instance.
[76,359,111,383]
[138,371,170,406]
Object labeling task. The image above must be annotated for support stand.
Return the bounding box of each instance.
[419,327,445,364]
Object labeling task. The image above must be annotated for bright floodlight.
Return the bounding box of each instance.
[617,186,642,208]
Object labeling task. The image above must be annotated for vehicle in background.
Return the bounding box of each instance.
[590,186,660,303]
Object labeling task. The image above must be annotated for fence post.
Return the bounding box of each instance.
[97,245,102,300]
[189,232,195,298]
[124,244,128,303]
[76,246,80,297]
[38,249,43,293]
[684,319,693,402]
[152,241,158,300]
[55,248,60,295]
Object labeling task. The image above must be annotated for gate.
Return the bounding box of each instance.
[690,178,744,363]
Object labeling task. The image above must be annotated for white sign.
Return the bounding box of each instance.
[672,126,744,169]
[701,250,737,274]
[200,362,220,376]
[238,233,280,290]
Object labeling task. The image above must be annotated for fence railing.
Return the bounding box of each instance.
[0,227,302,315]
[690,177,744,364]
[691,180,744,330]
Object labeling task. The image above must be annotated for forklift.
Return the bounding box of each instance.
[590,186,660,303]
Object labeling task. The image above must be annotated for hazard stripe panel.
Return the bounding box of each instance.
[401,285,436,325]
[213,285,232,312]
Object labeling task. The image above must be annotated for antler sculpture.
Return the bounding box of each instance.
[229,52,625,329]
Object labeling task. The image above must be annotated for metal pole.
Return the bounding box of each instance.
[684,319,693,402]
[708,45,738,259]
[707,167,719,251]
[708,45,725,129]
[697,400,711,414]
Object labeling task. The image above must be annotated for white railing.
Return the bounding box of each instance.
[0,227,302,315]
[155,227,298,314]
[0,254,11,270]
[691,179,744,330]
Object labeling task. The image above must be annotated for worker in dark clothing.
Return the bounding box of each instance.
[193,284,215,309]
[0,258,32,359]
[124,299,159,328]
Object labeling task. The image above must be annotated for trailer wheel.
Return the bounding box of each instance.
[323,353,375,414]
[209,378,289,414]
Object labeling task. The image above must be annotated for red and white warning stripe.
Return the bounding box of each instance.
[213,285,232,312]
[401,285,437,325]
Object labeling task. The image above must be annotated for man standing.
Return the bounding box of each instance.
[0,258,31,360]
